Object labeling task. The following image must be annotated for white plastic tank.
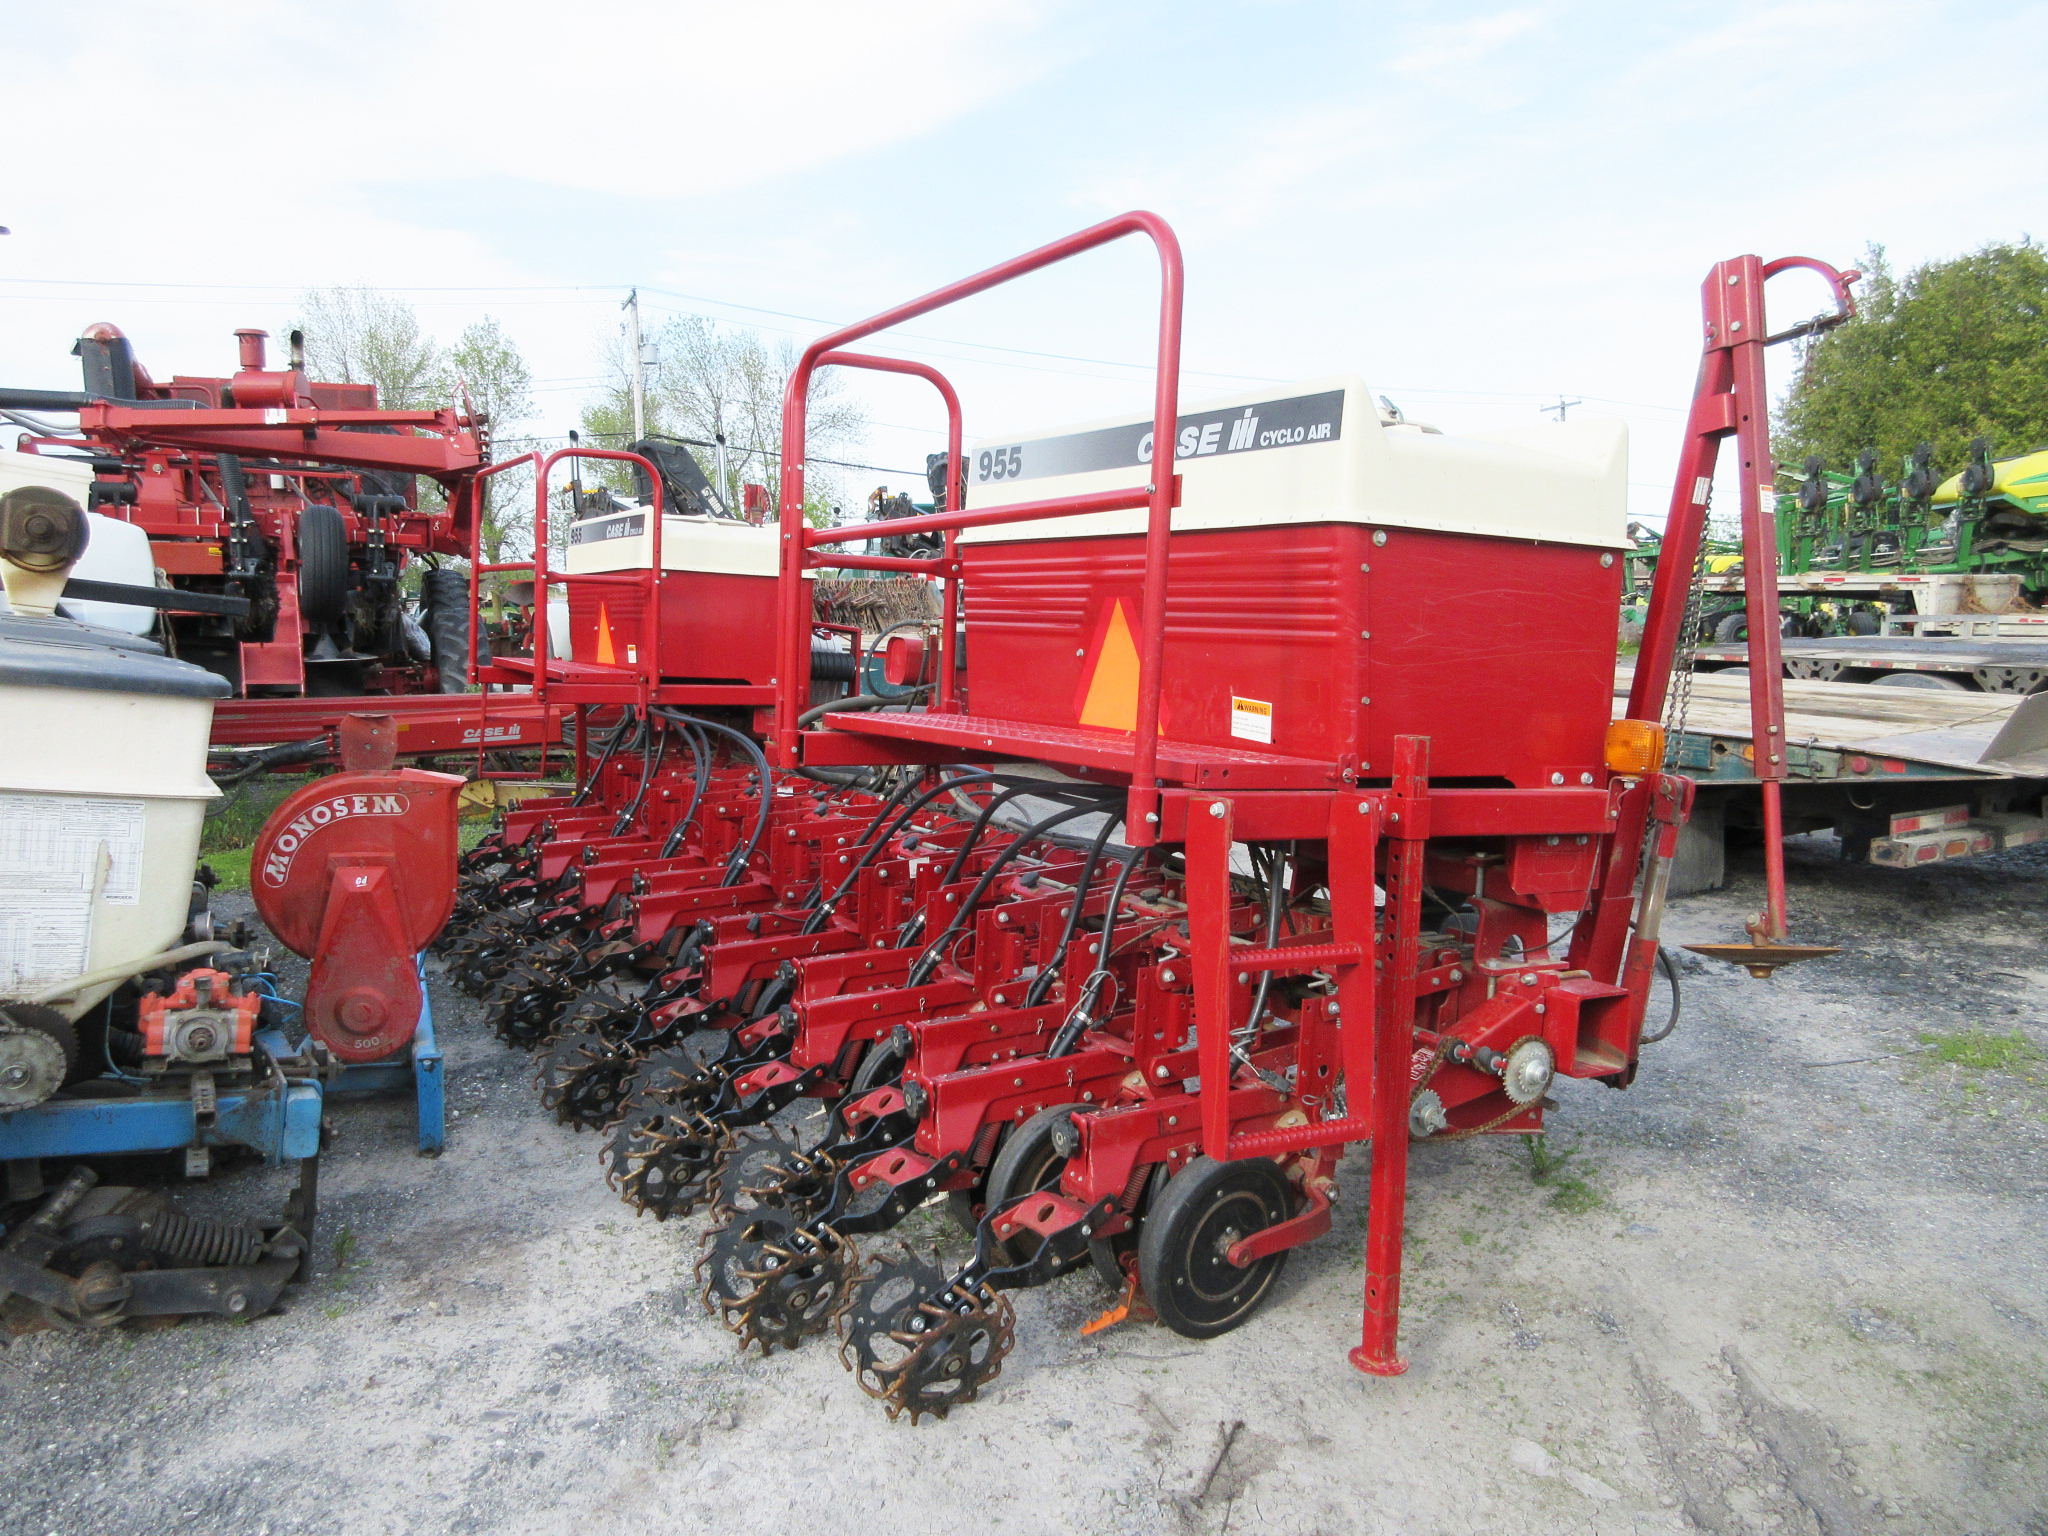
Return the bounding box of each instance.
[0,485,227,1021]
[0,448,159,634]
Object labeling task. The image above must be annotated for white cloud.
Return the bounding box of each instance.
[8,1,1076,201]
[1385,7,1548,76]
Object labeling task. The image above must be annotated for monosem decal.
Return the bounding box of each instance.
[971,389,1345,486]
[260,792,411,887]
[568,513,648,546]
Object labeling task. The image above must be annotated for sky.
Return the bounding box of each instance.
[3,0,2043,526]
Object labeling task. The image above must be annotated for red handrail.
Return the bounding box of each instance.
[774,211,1184,828]
[466,451,543,688]
[802,351,965,712]
[522,447,668,710]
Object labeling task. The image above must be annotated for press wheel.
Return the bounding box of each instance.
[1137,1156,1293,1339]
[978,1103,1084,1265]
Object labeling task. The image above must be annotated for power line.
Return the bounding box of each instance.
[491,430,928,480]
[0,275,1695,415]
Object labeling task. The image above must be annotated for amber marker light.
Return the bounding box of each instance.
[1604,719,1666,776]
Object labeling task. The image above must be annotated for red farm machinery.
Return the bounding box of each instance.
[433,214,1851,1420]
[0,324,563,765]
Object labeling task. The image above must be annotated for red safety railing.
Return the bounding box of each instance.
[774,210,1184,825]
[472,446,670,713]
[465,451,544,778]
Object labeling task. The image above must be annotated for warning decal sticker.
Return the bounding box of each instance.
[1230,696,1273,744]
[0,794,147,994]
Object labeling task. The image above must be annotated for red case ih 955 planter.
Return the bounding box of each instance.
[438,213,1847,1421]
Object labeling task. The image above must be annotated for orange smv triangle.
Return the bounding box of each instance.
[1079,599,1142,731]
[593,602,616,666]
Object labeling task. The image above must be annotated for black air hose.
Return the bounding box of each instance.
[906,797,1122,986]
[654,711,774,885]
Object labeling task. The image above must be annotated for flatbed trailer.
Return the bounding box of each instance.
[1692,635,2048,694]
[1621,665,2048,888]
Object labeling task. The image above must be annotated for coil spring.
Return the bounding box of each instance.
[147,1212,264,1268]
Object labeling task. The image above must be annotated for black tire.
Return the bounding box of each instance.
[297,503,349,628]
[422,567,473,694]
[1089,1162,1164,1288]
[1138,1156,1294,1340]
[1846,609,1881,636]
[1713,610,1799,642]
[1872,670,1968,691]
[848,1031,908,1097]
[980,1103,1085,1265]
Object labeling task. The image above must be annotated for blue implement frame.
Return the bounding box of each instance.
[321,956,445,1155]
[0,1071,323,1165]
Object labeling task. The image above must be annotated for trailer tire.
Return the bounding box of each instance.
[1139,1155,1293,1339]
[297,503,349,628]
[422,567,473,694]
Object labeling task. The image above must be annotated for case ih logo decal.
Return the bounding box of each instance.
[568,512,648,545]
[972,388,1344,486]
[260,793,409,887]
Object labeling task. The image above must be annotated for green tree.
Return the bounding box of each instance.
[449,316,536,567]
[1775,239,2048,479]
[579,313,865,522]
[293,287,448,409]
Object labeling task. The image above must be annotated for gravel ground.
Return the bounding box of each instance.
[3,837,2044,1536]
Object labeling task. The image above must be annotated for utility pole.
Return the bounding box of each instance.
[624,288,647,442]
[1540,395,1581,422]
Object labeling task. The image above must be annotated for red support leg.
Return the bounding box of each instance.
[1185,795,1236,1161]
[1353,735,1429,1376]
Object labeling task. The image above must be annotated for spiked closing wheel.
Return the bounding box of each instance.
[697,1207,854,1355]
[838,1247,1015,1424]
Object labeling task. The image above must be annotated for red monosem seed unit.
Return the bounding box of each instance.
[956,376,1629,787]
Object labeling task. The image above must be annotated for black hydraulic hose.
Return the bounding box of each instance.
[1640,946,1683,1044]
[894,777,1112,948]
[849,766,935,853]
[906,797,1122,987]
[796,692,923,729]
[1235,843,1291,1058]
[1046,846,1145,1057]
[800,769,997,935]
[1024,811,1126,1007]
[612,716,667,837]
[935,782,1044,888]
[658,723,712,858]
[569,710,635,808]
[654,711,774,886]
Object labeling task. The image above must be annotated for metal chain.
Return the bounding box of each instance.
[1411,1035,1548,1142]
[1660,511,1714,768]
